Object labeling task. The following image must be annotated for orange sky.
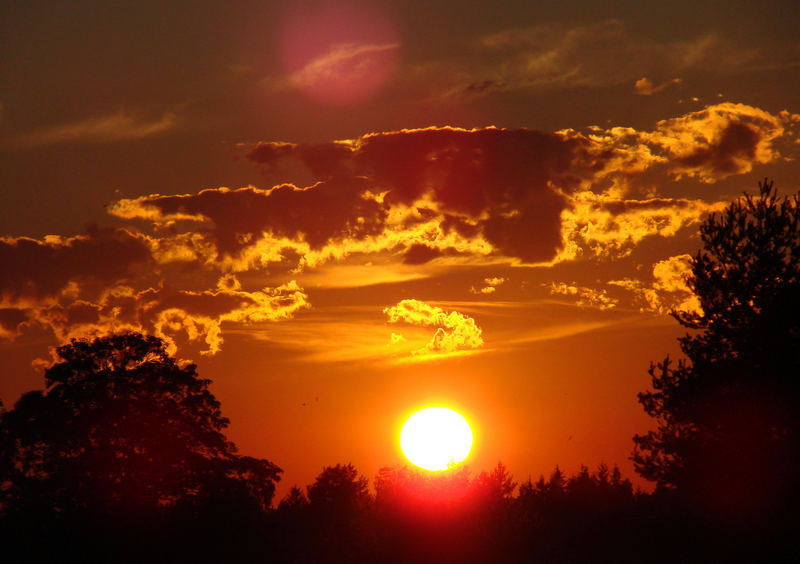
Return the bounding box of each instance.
[1,0,799,501]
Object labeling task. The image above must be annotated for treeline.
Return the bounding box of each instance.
[273,461,642,563]
[265,461,792,563]
[3,456,792,563]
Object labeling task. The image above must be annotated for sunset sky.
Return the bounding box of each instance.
[2,0,799,500]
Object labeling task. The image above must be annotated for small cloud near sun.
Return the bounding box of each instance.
[384,299,484,360]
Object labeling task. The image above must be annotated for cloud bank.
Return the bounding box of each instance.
[1,103,795,358]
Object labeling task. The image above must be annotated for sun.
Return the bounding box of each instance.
[400,407,473,471]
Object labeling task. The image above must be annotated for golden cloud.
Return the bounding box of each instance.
[563,103,796,185]
[547,282,618,310]
[10,277,310,358]
[609,254,702,315]
[105,112,797,279]
[384,299,484,358]
[471,276,506,294]
[634,77,682,96]
[557,190,727,261]
[149,278,310,356]
[6,107,795,359]
[0,226,309,358]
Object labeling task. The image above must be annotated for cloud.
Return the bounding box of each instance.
[634,77,682,96]
[0,227,153,303]
[644,103,790,182]
[7,103,792,358]
[609,254,702,315]
[0,308,28,340]
[120,126,588,267]
[560,102,796,185]
[150,278,310,356]
[547,282,618,310]
[109,106,796,277]
[7,110,177,148]
[424,21,760,100]
[17,277,310,358]
[27,295,141,346]
[0,228,308,358]
[471,276,506,294]
[384,299,484,359]
[273,0,400,105]
[298,263,431,289]
[283,42,400,105]
[558,191,727,261]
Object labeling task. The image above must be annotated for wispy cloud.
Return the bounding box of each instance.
[7,110,177,148]
[264,40,399,105]
[634,77,682,96]
[547,282,617,310]
[288,42,399,89]
[420,21,763,100]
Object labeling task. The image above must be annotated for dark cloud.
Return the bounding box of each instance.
[0,226,308,357]
[0,308,27,339]
[0,227,152,303]
[115,109,796,274]
[403,244,443,265]
[113,179,386,255]
[561,102,796,185]
[245,127,589,263]
[676,120,759,177]
[248,141,354,179]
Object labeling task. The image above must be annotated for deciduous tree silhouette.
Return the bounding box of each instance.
[0,332,281,518]
[632,179,800,517]
[302,463,373,562]
[307,462,371,512]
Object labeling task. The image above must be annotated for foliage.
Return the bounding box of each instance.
[632,179,800,514]
[307,462,371,511]
[271,462,647,563]
[0,332,281,517]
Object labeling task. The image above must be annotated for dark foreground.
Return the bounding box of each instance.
[3,462,797,564]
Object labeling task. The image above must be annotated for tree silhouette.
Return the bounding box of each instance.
[473,461,517,503]
[278,485,310,512]
[303,464,374,562]
[307,463,371,511]
[0,332,281,518]
[632,179,800,516]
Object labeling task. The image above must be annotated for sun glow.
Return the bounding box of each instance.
[400,407,473,471]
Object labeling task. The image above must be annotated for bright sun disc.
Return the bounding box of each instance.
[400,407,473,471]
